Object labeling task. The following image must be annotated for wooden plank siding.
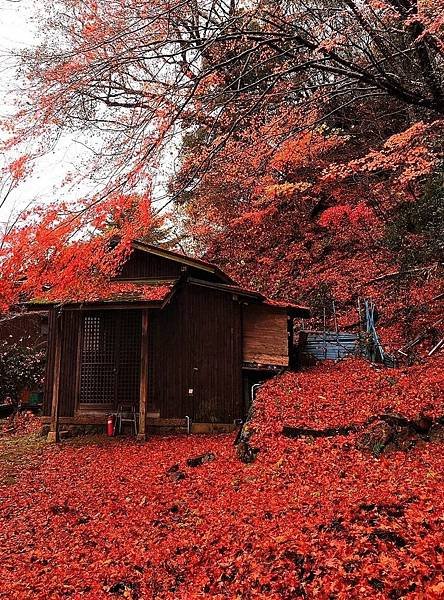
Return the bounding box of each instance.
[43,297,288,424]
[138,310,149,439]
[117,249,183,279]
[116,248,228,283]
[242,304,289,366]
[150,285,243,423]
[44,310,80,417]
[43,310,57,416]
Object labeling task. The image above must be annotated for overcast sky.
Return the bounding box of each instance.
[0,1,177,231]
[0,0,95,226]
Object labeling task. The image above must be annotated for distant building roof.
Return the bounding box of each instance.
[132,240,234,284]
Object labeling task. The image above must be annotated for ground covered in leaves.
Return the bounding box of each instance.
[1,358,443,599]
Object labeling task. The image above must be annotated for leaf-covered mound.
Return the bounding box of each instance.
[1,411,42,437]
[0,358,443,599]
[250,356,444,443]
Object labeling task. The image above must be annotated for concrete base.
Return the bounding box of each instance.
[47,430,73,442]
[147,422,238,434]
[42,417,239,436]
[191,422,237,434]
[47,431,59,443]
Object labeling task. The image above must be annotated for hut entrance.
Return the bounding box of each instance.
[78,310,141,411]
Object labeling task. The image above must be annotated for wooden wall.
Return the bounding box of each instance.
[43,310,56,416]
[0,313,47,346]
[150,285,243,423]
[44,310,80,418]
[242,304,289,366]
[116,249,225,283]
[43,297,293,424]
[117,250,183,279]
[44,290,244,424]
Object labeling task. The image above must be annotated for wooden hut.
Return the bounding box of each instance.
[27,241,309,438]
[0,312,47,346]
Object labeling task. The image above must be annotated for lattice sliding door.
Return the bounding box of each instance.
[78,311,142,410]
[115,311,141,406]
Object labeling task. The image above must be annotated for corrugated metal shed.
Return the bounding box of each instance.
[299,330,358,361]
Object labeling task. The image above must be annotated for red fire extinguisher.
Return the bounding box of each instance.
[107,414,116,437]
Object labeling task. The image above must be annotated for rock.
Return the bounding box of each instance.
[413,415,433,433]
[282,424,353,438]
[168,470,187,482]
[355,421,394,457]
[428,423,444,442]
[40,425,50,437]
[236,441,259,464]
[186,452,215,467]
[107,581,139,598]
[281,411,444,457]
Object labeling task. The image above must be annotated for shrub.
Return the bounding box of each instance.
[0,340,45,403]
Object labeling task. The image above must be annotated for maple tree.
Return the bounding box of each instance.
[0,4,442,598]
[0,0,441,342]
[0,3,441,598]
[0,192,163,310]
[173,111,442,348]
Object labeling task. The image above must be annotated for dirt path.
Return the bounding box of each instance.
[0,432,48,485]
[0,430,119,485]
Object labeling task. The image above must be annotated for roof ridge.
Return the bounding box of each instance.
[131,240,235,284]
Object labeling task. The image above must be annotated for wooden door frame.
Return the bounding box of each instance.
[48,313,62,442]
[137,309,149,440]
[75,311,115,414]
[75,309,143,416]
[74,312,84,414]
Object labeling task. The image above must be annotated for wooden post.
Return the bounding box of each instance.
[48,313,62,443]
[137,309,149,441]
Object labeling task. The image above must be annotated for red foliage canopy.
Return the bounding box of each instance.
[179,117,443,350]
[0,194,159,311]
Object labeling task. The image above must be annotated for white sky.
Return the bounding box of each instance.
[0,0,97,226]
[0,0,178,232]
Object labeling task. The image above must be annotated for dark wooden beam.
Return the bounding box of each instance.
[48,314,62,442]
[137,309,149,440]
[26,301,163,311]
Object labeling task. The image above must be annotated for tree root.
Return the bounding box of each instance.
[283,414,443,438]
[282,414,444,456]
[282,424,356,438]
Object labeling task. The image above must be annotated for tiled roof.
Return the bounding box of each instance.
[87,281,176,303]
[263,298,310,314]
[29,280,177,306]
